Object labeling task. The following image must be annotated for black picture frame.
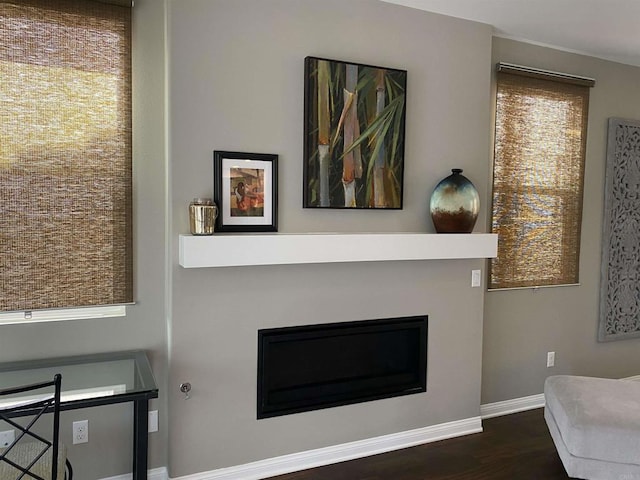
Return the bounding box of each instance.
[303,56,407,209]
[213,151,278,232]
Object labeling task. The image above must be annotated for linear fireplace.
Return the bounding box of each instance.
[257,316,428,419]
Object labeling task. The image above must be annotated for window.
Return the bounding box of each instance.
[489,63,594,290]
[0,0,132,313]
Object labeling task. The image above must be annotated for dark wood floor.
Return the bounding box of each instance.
[269,408,571,480]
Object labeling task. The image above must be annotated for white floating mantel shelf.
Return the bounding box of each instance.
[179,233,498,268]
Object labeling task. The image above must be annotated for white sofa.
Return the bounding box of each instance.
[544,375,640,480]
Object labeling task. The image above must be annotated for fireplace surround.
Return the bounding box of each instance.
[257,316,428,419]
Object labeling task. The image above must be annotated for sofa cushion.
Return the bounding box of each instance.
[545,375,640,465]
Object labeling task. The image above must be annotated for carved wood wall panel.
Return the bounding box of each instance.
[599,118,640,341]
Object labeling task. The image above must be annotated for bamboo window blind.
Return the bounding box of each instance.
[0,0,132,312]
[489,64,594,290]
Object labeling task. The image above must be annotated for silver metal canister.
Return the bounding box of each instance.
[189,198,217,235]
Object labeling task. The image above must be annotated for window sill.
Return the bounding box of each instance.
[0,305,127,326]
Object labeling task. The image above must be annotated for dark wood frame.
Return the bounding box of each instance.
[303,56,407,209]
[213,151,278,233]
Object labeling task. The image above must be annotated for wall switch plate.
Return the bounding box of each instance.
[0,430,14,448]
[547,351,555,368]
[471,270,481,287]
[73,420,89,444]
[148,410,158,433]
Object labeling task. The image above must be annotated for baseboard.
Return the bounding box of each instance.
[480,393,545,419]
[479,374,640,420]
[125,376,640,480]
[170,416,482,480]
[100,467,168,480]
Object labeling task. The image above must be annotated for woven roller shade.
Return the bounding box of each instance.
[489,68,592,290]
[0,0,132,311]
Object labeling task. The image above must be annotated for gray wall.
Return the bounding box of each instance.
[482,38,640,404]
[4,1,639,478]
[0,0,168,478]
[168,0,492,477]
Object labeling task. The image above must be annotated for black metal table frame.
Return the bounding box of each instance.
[0,351,158,480]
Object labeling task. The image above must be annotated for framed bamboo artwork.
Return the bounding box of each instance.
[213,151,278,232]
[303,56,407,209]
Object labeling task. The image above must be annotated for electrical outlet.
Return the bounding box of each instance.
[148,410,158,433]
[0,430,15,448]
[73,420,89,444]
[547,351,555,368]
[471,269,481,287]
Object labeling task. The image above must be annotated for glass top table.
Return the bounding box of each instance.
[0,350,158,480]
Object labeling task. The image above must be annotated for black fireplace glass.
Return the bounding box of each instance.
[257,316,427,418]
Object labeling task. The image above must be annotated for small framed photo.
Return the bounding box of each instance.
[213,151,278,232]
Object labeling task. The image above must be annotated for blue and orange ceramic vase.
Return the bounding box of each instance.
[429,169,479,233]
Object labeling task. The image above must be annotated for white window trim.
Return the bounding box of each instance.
[0,305,126,326]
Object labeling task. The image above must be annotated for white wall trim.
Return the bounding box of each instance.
[170,416,482,480]
[480,374,640,419]
[0,305,126,326]
[126,377,640,480]
[100,467,168,480]
[480,393,545,419]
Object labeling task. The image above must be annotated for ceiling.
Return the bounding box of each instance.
[381,0,640,67]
